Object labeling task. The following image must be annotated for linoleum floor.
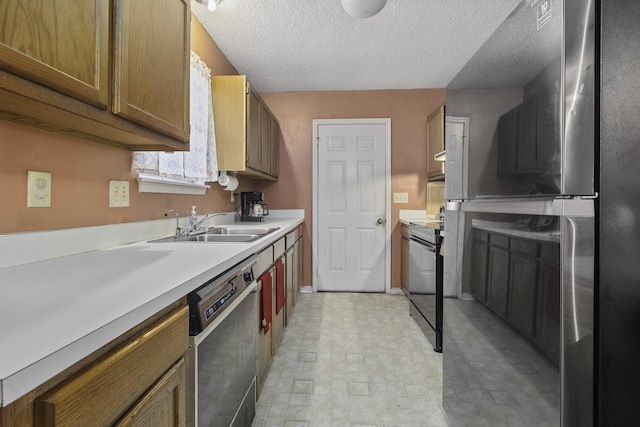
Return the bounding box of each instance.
[250,292,450,427]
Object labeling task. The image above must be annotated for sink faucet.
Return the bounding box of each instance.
[190,213,227,234]
[164,210,184,237]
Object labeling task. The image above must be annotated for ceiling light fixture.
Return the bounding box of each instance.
[341,0,387,18]
[196,0,219,12]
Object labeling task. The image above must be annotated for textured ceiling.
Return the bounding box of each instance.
[448,0,562,89]
[191,0,523,93]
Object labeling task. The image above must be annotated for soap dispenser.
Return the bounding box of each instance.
[189,206,197,231]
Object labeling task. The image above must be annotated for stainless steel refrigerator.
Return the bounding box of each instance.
[441,0,640,425]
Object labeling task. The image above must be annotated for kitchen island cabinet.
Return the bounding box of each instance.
[211,75,280,180]
[0,0,190,151]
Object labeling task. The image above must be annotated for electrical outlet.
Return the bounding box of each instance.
[393,192,409,204]
[109,180,130,208]
[27,171,52,207]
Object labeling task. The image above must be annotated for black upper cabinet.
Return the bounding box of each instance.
[498,107,519,175]
[497,64,560,189]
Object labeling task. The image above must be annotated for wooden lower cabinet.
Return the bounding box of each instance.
[256,231,303,399]
[272,261,285,350]
[114,358,186,427]
[256,277,273,398]
[0,303,189,427]
[286,247,295,321]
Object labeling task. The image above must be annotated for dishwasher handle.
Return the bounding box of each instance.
[410,236,437,253]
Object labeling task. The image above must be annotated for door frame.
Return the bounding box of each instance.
[311,118,392,293]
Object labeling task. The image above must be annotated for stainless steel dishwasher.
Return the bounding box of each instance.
[187,255,258,427]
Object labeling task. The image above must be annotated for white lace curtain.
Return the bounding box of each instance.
[131,51,218,182]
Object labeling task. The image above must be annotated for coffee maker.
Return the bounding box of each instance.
[240,192,269,222]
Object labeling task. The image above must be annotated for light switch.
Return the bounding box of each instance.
[393,192,409,204]
[27,171,52,208]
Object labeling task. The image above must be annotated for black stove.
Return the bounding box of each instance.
[406,222,444,352]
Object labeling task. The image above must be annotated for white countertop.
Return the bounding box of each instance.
[0,215,303,406]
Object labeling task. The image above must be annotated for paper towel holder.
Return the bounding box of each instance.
[218,171,239,202]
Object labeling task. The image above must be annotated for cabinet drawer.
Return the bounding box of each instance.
[490,234,509,248]
[286,228,299,250]
[540,243,560,263]
[256,245,274,276]
[273,237,285,259]
[35,305,189,427]
[474,229,490,242]
[510,238,539,256]
[401,224,410,239]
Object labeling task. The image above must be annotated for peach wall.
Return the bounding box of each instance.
[256,90,446,289]
[0,15,249,234]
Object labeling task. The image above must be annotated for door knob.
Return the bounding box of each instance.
[376,217,386,225]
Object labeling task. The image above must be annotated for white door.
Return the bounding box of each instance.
[313,119,389,292]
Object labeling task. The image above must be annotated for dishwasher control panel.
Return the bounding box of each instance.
[187,255,257,335]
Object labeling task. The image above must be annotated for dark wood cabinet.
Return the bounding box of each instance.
[471,228,560,363]
[471,231,490,302]
[537,244,561,363]
[498,106,519,175]
[508,252,539,337]
[516,98,538,172]
[497,69,560,183]
[487,244,510,317]
[535,84,559,173]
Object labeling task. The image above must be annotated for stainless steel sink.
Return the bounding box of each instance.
[148,226,279,244]
[196,234,260,242]
[206,227,279,235]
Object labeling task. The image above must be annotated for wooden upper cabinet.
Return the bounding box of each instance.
[113,0,190,142]
[211,75,279,180]
[259,103,271,172]
[427,105,445,181]
[247,88,262,171]
[0,0,190,151]
[270,117,279,178]
[0,0,110,108]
